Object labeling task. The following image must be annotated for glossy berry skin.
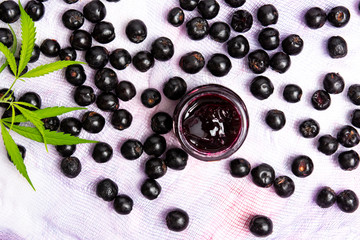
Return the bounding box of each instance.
[96,178,118,202]
[168,7,184,27]
[166,209,189,232]
[163,77,187,100]
[165,148,188,170]
[186,17,209,40]
[61,157,81,178]
[251,163,275,188]
[40,39,60,58]
[141,88,161,108]
[0,28,13,48]
[83,0,106,23]
[111,109,132,130]
[206,53,232,77]
[151,37,174,61]
[133,51,154,72]
[92,142,113,163]
[179,0,199,11]
[311,90,331,110]
[29,44,40,63]
[231,10,253,33]
[59,47,77,61]
[249,215,273,237]
[197,0,219,20]
[179,51,205,74]
[229,158,251,178]
[250,76,274,100]
[151,112,172,134]
[114,195,133,215]
[323,73,344,94]
[70,30,92,51]
[65,64,86,86]
[55,145,76,158]
[327,6,350,28]
[60,117,82,136]
[225,0,245,8]
[144,134,167,157]
[270,52,291,74]
[274,176,295,198]
[227,35,249,59]
[121,139,143,160]
[337,190,359,213]
[7,145,25,163]
[317,135,339,155]
[348,85,360,105]
[19,92,42,110]
[74,85,96,106]
[291,155,313,178]
[299,119,320,138]
[248,50,270,74]
[141,178,161,200]
[338,150,359,171]
[64,0,79,4]
[305,7,327,29]
[110,49,131,70]
[0,1,20,23]
[327,36,347,59]
[145,157,167,179]
[316,187,336,208]
[257,4,278,26]
[283,84,302,103]
[96,92,119,112]
[82,111,105,134]
[0,88,15,108]
[265,110,286,131]
[282,34,304,56]
[85,46,109,69]
[115,81,136,101]
[258,28,279,50]
[125,19,147,44]
[92,21,115,44]
[62,9,84,30]
[42,116,60,131]
[337,125,360,148]
[351,110,360,128]
[94,68,118,92]
[25,1,44,22]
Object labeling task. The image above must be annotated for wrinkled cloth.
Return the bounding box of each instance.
[0,0,360,239]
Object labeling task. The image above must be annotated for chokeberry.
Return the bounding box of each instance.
[251,163,275,188]
[28,44,40,63]
[351,110,360,128]
[258,27,279,50]
[0,1,20,23]
[70,30,92,51]
[338,150,359,171]
[227,35,249,59]
[270,52,291,74]
[60,117,82,136]
[144,134,167,157]
[166,209,189,232]
[165,148,188,170]
[64,0,78,3]
[168,7,184,27]
[133,51,154,72]
[273,176,295,198]
[163,77,187,100]
[337,125,360,148]
[85,46,109,69]
[257,4,278,26]
[311,90,331,110]
[42,116,60,131]
[61,157,81,178]
[62,9,84,30]
[0,88,15,108]
[179,0,199,11]
[74,85,96,106]
[92,21,115,44]
[249,215,273,237]
[2,108,20,124]
[348,84,360,105]
[145,157,167,179]
[179,51,205,74]
[327,36,347,59]
[96,178,118,201]
[317,135,338,155]
[109,49,131,70]
[121,139,143,160]
[327,6,350,28]
[248,49,270,74]
[229,158,251,178]
[55,145,76,157]
[115,81,136,101]
[316,187,336,208]
[125,19,147,44]
[94,68,118,92]
[82,111,105,134]
[206,53,232,77]
[141,88,161,108]
[299,119,320,138]
[83,0,106,23]
[337,190,359,213]
[231,10,253,33]
[58,47,77,61]
[96,92,119,111]
[151,112,172,134]
[114,195,133,215]
[111,109,132,130]
[291,155,313,178]
[7,144,25,163]
[265,109,286,130]
[65,64,86,86]
[197,0,219,20]
[225,0,245,8]
[19,92,42,110]
[186,17,209,40]
[151,37,174,61]
[250,76,274,100]
[323,72,344,94]
[283,84,302,103]
[92,142,113,163]
[25,1,44,22]
[305,7,326,29]
[282,34,304,56]
[40,39,60,58]
[0,28,13,48]
[141,178,161,200]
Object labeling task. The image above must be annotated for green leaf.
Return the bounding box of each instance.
[0,25,17,74]
[18,0,36,78]
[4,122,97,145]
[20,61,85,79]
[2,106,86,123]
[10,105,15,131]
[0,42,17,76]
[13,101,38,109]
[0,121,35,190]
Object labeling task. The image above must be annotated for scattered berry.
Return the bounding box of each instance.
[65,64,86,86]
[327,6,350,28]
[186,17,209,40]
[81,111,105,134]
[305,7,327,29]
[96,178,118,201]
[317,135,338,155]
[257,4,278,26]
[273,176,295,198]
[337,125,360,148]
[166,209,189,232]
[265,109,286,131]
[74,85,96,106]
[115,81,136,101]
[338,150,359,171]
[180,0,199,11]
[19,92,42,110]
[61,157,81,178]
[163,77,187,100]
[151,112,173,134]
[249,215,273,237]
[291,155,313,178]
[347,84,360,105]
[299,119,320,138]
[59,47,77,61]
[311,90,331,110]
[226,35,249,59]
[270,52,291,74]
[231,10,253,33]
[283,84,302,103]
[62,9,84,30]
[224,0,245,8]
[55,145,76,157]
[28,44,40,63]
[121,139,143,160]
[96,92,119,111]
[336,190,359,213]
[114,195,133,215]
[282,34,304,56]
[250,76,274,100]
[83,0,106,23]
[60,117,82,136]
[141,178,161,200]
[133,51,154,72]
[145,157,167,179]
[179,51,205,74]
[144,134,167,157]
[70,30,92,51]
[94,68,118,92]
[248,49,270,74]
[40,39,60,58]
[206,53,232,77]
[7,144,25,162]
[0,28,13,48]
[197,0,220,20]
[209,22,230,43]
[351,110,360,128]
[111,109,133,130]
[25,0,45,22]
[0,1,20,23]
[323,73,344,94]
[92,142,113,163]
[316,187,336,208]
[151,37,174,61]
[141,88,161,108]
[42,117,60,131]
[251,163,275,188]
[165,148,188,170]
[109,49,131,70]
[168,7,184,27]
[327,36,347,59]
[92,21,115,44]
[126,19,147,43]
[258,27,280,50]
[229,158,251,178]
[85,46,109,69]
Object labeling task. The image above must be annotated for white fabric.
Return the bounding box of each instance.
[0,0,360,239]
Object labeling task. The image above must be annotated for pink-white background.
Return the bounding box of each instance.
[0,0,360,239]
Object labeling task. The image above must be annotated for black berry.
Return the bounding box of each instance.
[151,37,174,61]
[83,0,106,23]
[323,72,344,94]
[351,110,360,128]
[64,0,79,3]
[81,111,105,134]
[209,21,231,43]
[70,30,92,51]
[186,17,209,40]
[74,85,96,106]
[165,148,188,170]
[125,19,147,44]
[19,92,42,110]
[327,36,347,59]
[291,155,313,178]
[273,176,295,198]
[337,125,360,148]
[114,195,133,215]
[317,135,339,155]
[94,68,118,92]
[133,51,154,72]
[141,88,161,108]
[224,0,245,8]
[305,7,326,29]
[206,53,232,77]
[226,35,249,59]
[265,109,286,130]
[249,215,273,237]
[258,27,279,50]
[0,1,20,23]
[168,7,184,27]
[28,44,40,63]
[250,76,274,100]
[299,119,320,138]
[120,139,143,160]
[96,178,118,201]
[115,81,136,101]
[282,34,304,56]
[348,84,360,105]
[337,190,359,213]
[338,150,359,171]
[40,39,60,58]
[197,0,219,20]
[111,109,133,130]
[0,28,13,48]
[251,163,275,188]
[60,117,82,136]
[92,142,113,163]
[257,4,278,26]
[7,144,25,163]
[25,0,45,22]
[327,6,350,28]
[42,116,60,131]
[65,64,86,86]
[231,10,253,33]
[59,47,77,61]
[61,157,81,178]
[85,46,109,69]
[163,77,187,100]
[0,88,15,108]
[248,49,270,74]
[145,157,167,179]
[92,21,115,44]
[96,92,119,111]
[109,49,131,70]
[151,112,172,134]
[270,52,291,74]
[143,134,167,157]
[166,209,189,232]
[283,84,302,103]
[311,90,331,110]
[62,9,84,30]
[179,0,199,11]
[141,178,161,200]
[229,158,251,178]
[316,187,336,208]
[179,51,205,74]
[55,145,76,158]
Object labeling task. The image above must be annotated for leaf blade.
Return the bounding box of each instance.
[20,61,85,79]
[0,25,17,74]
[0,42,17,76]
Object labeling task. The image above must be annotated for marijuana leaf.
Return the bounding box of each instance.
[20,61,85,79]
[0,42,17,76]
[0,25,17,74]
